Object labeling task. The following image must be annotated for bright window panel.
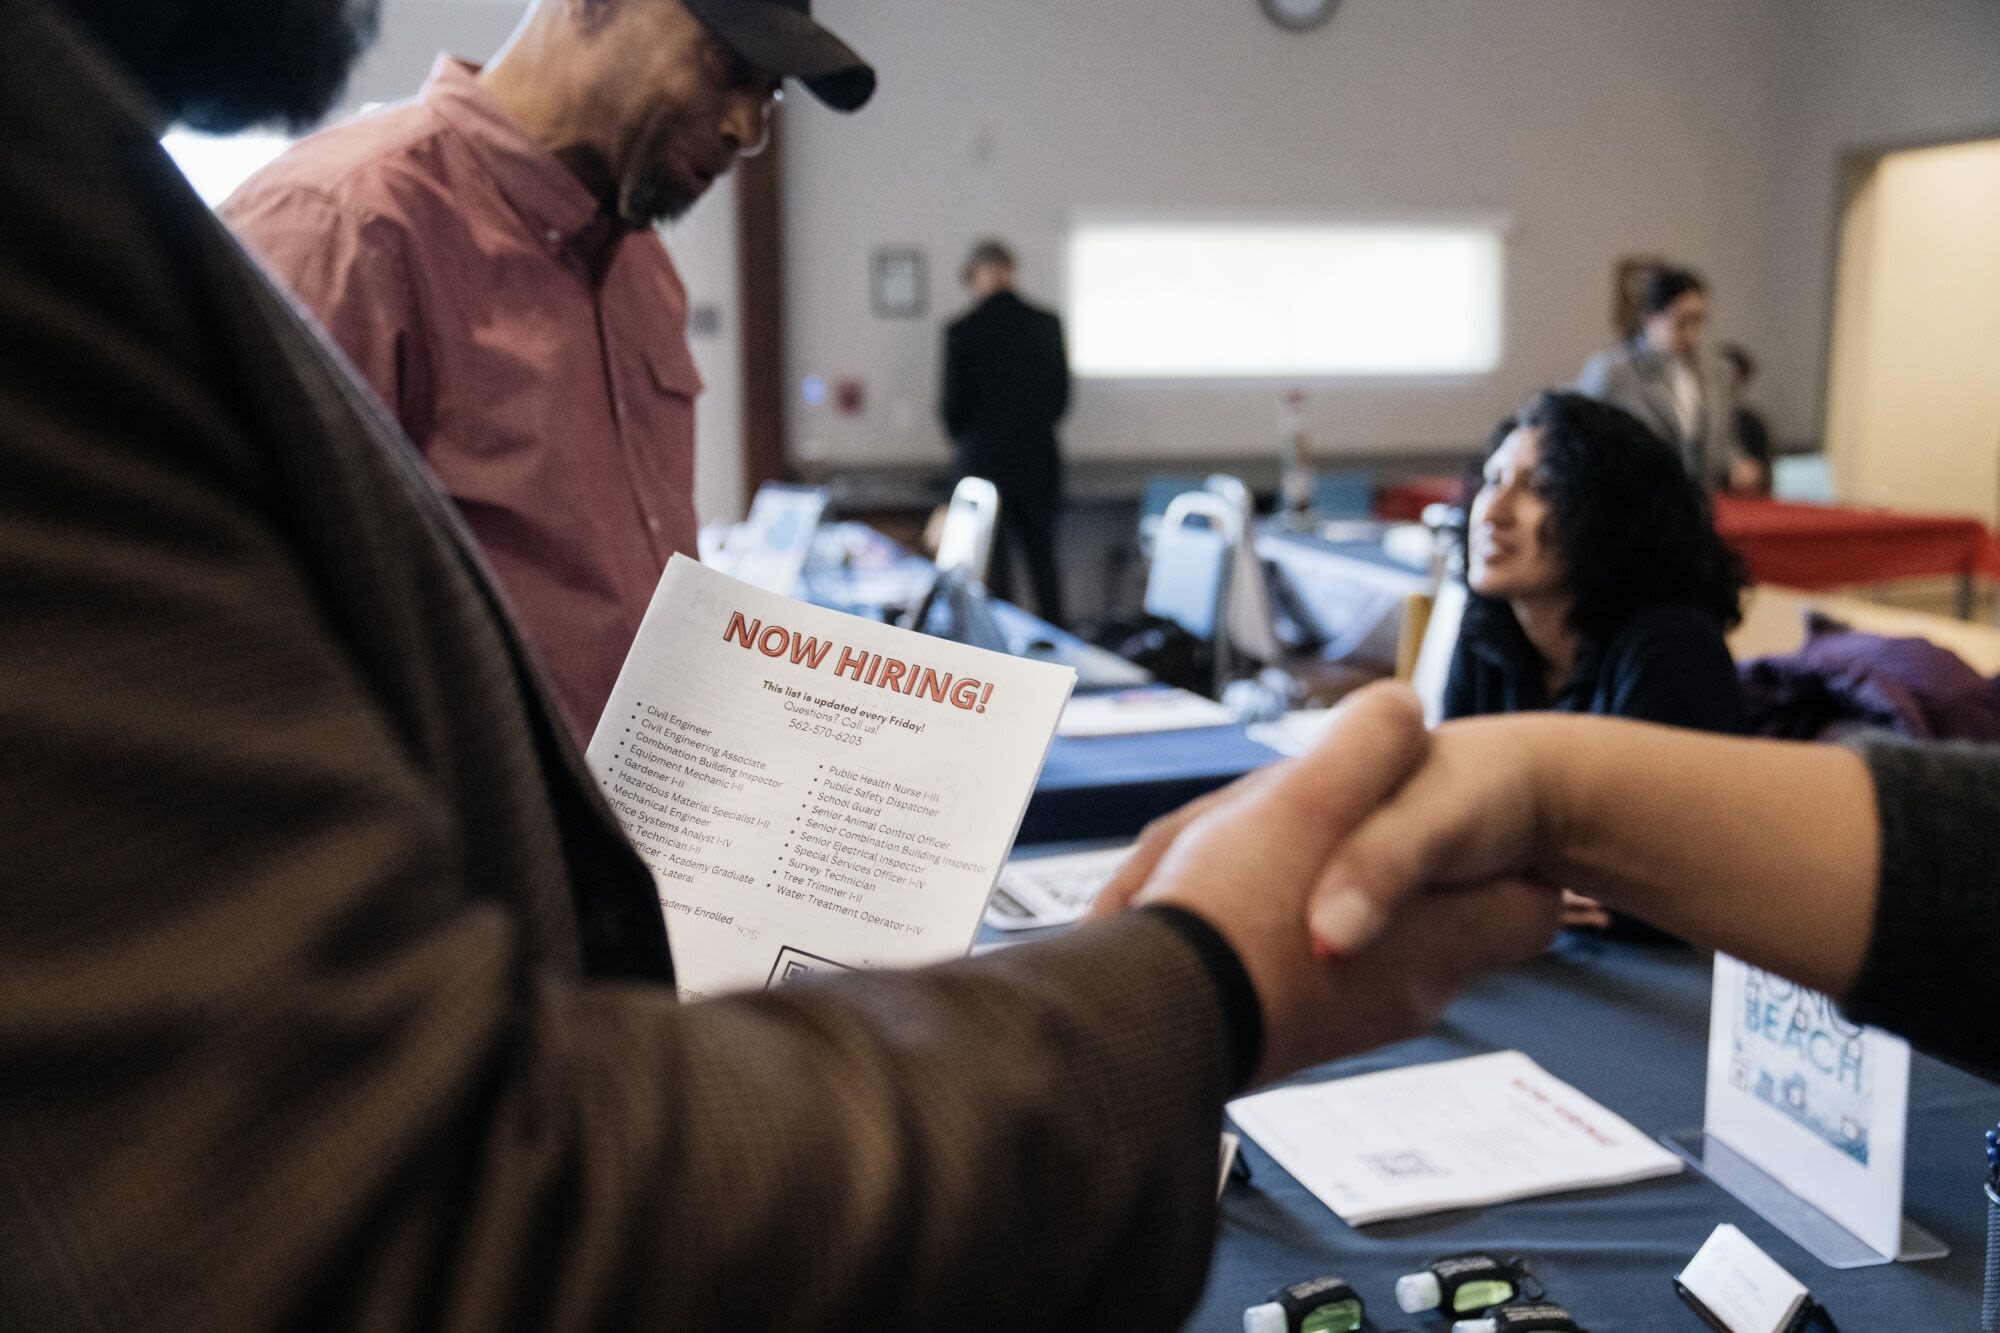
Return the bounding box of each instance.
[1068,222,1503,378]
[160,128,294,208]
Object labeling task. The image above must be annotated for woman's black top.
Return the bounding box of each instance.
[1441,598,1745,735]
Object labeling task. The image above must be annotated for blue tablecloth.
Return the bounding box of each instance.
[1019,725,1281,844]
[1189,936,1999,1331]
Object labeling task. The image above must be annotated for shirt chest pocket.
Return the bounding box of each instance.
[646,338,703,402]
[627,338,700,459]
[624,339,701,450]
[612,339,703,551]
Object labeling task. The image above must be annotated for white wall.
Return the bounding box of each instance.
[784,0,1783,467]
[1760,0,2000,445]
[339,0,519,108]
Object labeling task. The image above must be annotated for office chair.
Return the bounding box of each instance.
[1132,472,1211,567]
[1144,489,1242,696]
[1140,474,1209,524]
[1203,474,1287,666]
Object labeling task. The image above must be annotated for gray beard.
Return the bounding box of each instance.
[620,172,697,230]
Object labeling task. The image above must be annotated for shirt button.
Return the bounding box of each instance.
[647,516,661,534]
[546,228,562,247]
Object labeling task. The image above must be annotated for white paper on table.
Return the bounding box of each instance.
[1227,1050,1681,1226]
[1676,1224,1811,1333]
[1245,708,1337,757]
[983,844,1135,931]
[1056,688,1237,738]
[1704,954,1911,1258]
[586,555,1075,1001]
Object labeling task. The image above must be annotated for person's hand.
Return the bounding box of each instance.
[1560,890,1612,931]
[1302,712,1567,958]
[1084,766,1283,923]
[1299,710,1884,1000]
[1106,685,1559,1085]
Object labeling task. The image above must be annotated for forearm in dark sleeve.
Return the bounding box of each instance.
[1840,734,2000,1071]
[622,912,1237,1331]
[0,285,1238,1332]
[1147,904,1262,1089]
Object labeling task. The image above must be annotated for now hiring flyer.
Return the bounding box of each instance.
[586,555,1075,1001]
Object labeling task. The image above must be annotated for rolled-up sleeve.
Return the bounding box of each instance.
[1841,733,2000,1071]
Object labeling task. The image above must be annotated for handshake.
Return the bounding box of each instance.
[1086,682,1881,1090]
[1086,683,1562,1088]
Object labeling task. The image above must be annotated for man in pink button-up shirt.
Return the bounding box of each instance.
[225,0,873,740]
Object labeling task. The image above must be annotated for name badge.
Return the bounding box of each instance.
[1674,1224,1815,1333]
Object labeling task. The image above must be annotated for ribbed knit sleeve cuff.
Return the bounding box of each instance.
[1142,904,1264,1092]
[1841,733,2000,1072]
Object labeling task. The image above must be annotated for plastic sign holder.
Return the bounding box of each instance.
[1661,1129,1946,1269]
[1663,953,1948,1270]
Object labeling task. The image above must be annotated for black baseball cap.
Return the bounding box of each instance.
[681,0,876,112]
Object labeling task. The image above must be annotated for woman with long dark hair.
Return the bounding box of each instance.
[1445,390,1746,733]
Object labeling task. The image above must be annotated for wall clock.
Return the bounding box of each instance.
[1259,0,1341,33]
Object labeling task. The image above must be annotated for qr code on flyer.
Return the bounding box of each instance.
[1360,1150,1445,1181]
[765,946,856,989]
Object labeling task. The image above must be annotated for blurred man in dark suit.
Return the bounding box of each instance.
[0,1,1555,1327]
[1719,341,1776,494]
[941,238,1071,625]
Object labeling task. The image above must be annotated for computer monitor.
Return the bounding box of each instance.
[721,484,829,594]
